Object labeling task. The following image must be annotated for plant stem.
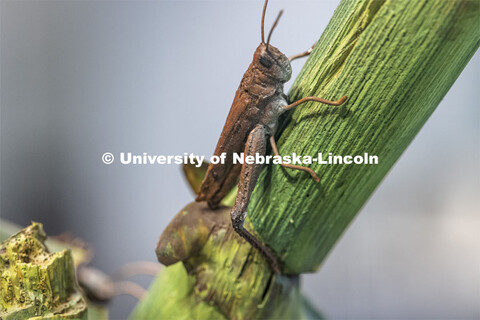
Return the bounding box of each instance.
[132,0,479,318]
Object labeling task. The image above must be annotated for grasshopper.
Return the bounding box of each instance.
[196,0,347,274]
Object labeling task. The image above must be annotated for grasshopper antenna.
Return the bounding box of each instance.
[261,0,268,43]
[266,9,283,50]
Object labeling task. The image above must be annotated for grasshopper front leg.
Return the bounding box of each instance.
[284,95,348,111]
[267,94,348,181]
[231,124,281,274]
[288,41,316,62]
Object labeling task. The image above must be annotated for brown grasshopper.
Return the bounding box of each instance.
[196,0,347,274]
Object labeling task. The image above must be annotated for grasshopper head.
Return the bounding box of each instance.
[254,43,291,82]
[256,1,291,82]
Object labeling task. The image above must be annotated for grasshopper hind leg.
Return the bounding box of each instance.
[231,124,281,274]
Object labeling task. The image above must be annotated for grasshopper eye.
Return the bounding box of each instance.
[259,55,273,68]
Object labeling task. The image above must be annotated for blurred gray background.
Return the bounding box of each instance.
[1,1,478,319]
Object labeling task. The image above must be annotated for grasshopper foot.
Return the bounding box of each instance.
[232,214,281,274]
